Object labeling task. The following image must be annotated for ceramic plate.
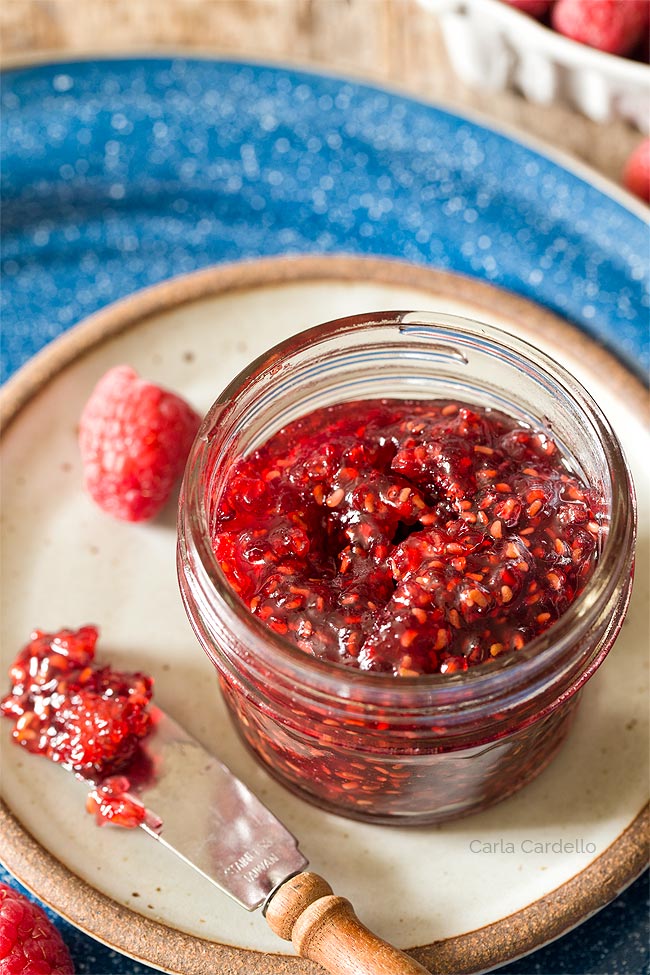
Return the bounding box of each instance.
[1,256,648,974]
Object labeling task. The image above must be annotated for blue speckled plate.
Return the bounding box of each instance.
[0,57,648,975]
[1,57,649,386]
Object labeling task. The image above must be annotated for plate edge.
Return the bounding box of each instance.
[2,254,647,432]
[0,797,647,975]
[1,253,648,974]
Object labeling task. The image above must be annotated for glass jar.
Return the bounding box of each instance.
[177,311,635,825]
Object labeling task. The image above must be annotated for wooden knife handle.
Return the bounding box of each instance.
[265,871,430,975]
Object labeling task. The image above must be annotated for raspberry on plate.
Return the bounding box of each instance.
[0,883,74,975]
[623,138,650,203]
[79,365,201,522]
[552,0,649,56]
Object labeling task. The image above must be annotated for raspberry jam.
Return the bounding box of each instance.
[1,626,156,828]
[214,399,600,676]
[178,311,635,823]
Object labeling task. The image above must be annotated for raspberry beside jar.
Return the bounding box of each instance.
[177,311,635,825]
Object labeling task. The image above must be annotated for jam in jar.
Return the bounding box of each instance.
[178,312,635,824]
[212,398,601,677]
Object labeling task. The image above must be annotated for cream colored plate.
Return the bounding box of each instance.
[1,256,648,975]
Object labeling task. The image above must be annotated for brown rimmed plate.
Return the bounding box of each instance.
[1,256,648,974]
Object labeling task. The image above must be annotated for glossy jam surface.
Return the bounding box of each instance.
[213,399,601,676]
[1,626,156,828]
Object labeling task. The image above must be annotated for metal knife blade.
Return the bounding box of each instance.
[73,705,431,973]
[122,706,308,911]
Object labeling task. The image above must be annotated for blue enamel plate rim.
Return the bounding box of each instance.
[1,50,649,223]
[1,55,649,387]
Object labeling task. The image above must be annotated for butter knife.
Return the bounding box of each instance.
[102,706,430,975]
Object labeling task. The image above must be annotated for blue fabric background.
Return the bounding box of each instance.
[1,58,648,974]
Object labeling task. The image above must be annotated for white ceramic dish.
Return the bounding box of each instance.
[0,257,647,974]
[420,0,650,130]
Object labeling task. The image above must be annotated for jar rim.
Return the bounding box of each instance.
[180,310,636,706]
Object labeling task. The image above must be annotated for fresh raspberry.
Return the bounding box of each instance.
[0,883,74,975]
[79,365,201,521]
[552,0,649,56]
[623,138,650,203]
[500,0,552,17]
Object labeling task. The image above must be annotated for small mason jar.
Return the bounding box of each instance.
[177,311,635,825]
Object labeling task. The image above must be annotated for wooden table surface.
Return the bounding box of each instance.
[1,0,645,184]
